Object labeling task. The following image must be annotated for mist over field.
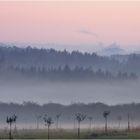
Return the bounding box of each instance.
[0,45,139,131]
[0,45,139,105]
[0,80,139,105]
[1,1,140,139]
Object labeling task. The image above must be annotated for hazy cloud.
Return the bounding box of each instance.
[77,29,98,38]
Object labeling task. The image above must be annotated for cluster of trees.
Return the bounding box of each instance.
[0,46,140,72]
[0,46,112,68]
[0,64,137,81]
[0,102,139,124]
[2,102,137,139]
[0,45,139,81]
[6,114,17,139]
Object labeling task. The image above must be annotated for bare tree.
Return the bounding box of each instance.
[43,115,53,139]
[36,115,42,129]
[103,111,110,133]
[75,113,86,139]
[6,114,17,139]
[127,113,130,132]
[13,114,18,133]
[117,116,122,129]
[87,117,93,131]
[74,116,76,129]
[55,113,61,130]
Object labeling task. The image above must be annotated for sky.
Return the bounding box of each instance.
[0,1,140,51]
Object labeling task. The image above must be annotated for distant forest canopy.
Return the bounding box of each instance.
[0,45,139,81]
[0,101,140,124]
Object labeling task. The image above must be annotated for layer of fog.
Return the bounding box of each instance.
[0,80,139,105]
[0,120,139,130]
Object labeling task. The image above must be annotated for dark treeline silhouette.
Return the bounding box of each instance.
[0,46,117,69]
[0,45,139,72]
[0,102,140,125]
[0,64,137,81]
[0,46,138,81]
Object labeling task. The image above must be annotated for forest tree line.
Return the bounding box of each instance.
[0,102,139,124]
[0,64,137,81]
[0,45,139,81]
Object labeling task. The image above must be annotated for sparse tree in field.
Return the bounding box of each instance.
[43,115,53,139]
[6,114,17,139]
[75,113,86,139]
[36,115,42,129]
[73,115,77,129]
[117,116,122,129]
[13,114,18,133]
[87,117,93,131]
[55,113,61,130]
[74,116,76,129]
[103,111,110,133]
[127,113,130,132]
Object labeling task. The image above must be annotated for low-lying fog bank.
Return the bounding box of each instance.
[0,79,139,105]
[0,100,140,129]
[0,79,139,129]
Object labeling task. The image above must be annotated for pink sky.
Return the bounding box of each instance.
[0,1,140,49]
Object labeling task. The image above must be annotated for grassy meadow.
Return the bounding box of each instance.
[1,128,140,139]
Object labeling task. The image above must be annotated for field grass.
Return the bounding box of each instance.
[1,128,140,139]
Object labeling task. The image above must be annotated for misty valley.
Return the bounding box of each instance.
[1,0,140,139]
[0,46,139,104]
[0,46,139,139]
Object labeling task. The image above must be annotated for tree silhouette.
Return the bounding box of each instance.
[75,113,86,139]
[87,116,93,132]
[127,113,130,132]
[117,116,122,129]
[73,114,76,130]
[43,115,53,139]
[55,113,61,130]
[6,114,17,139]
[103,111,110,133]
[12,114,18,133]
[36,115,42,129]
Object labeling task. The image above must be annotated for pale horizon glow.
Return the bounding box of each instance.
[0,1,140,50]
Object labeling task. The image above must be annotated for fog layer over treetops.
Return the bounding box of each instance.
[0,45,139,105]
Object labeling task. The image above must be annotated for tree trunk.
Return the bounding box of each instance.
[118,120,120,129]
[128,114,130,132]
[48,125,50,139]
[37,118,39,130]
[9,123,12,139]
[105,117,107,133]
[56,118,58,130]
[78,122,80,139]
[89,120,92,132]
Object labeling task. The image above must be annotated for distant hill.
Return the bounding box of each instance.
[0,45,139,81]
